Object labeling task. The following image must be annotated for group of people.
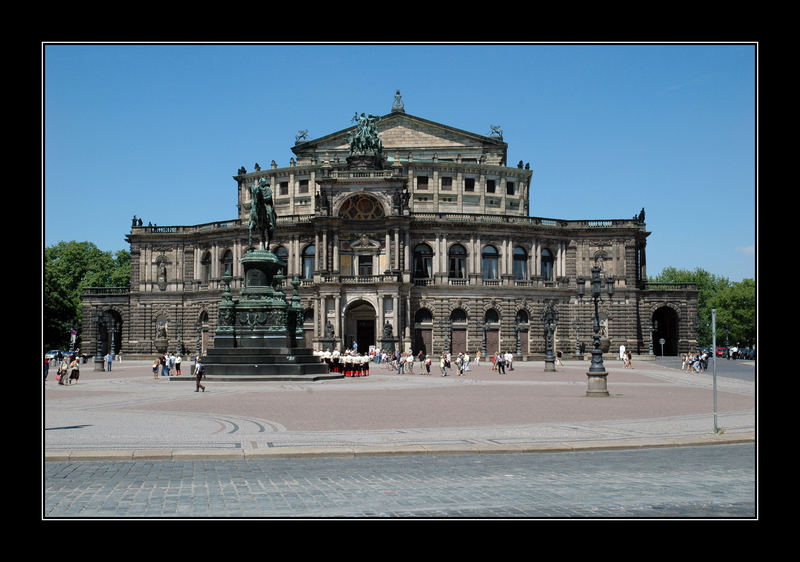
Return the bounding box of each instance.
[316,348,371,377]
[490,351,515,373]
[682,351,709,374]
[151,353,205,391]
[152,352,183,378]
[44,351,81,385]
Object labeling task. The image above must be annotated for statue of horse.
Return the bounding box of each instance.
[249,178,276,249]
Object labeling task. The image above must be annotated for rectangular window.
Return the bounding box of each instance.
[417,176,429,189]
[441,177,452,190]
[280,182,289,196]
[506,181,515,195]
[464,178,474,192]
[299,179,309,193]
[486,180,496,193]
[358,255,372,276]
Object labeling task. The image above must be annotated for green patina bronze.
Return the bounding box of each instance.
[348,112,383,157]
[248,177,277,249]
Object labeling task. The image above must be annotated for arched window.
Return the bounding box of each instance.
[413,244,433,279]
[274,246,289,276]
[513,246,528,280]
[515,309,529,324]
[450,308,467,323]
[221,250,233,277]
[541,248,554,281]
[482,245,499,279]
[201,252,211,284]
[302,245,315,279]
[448,244,467,279]
[414,308,433,325]
[484,309,500,324]
[338,194,385,220]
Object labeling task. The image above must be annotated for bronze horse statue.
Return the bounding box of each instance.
[249,177,277,249]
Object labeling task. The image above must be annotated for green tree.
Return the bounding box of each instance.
[649,267,755,348]
[43,241,130,350]
[709,278,756,348]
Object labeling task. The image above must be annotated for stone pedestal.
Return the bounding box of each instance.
[378,339,397,353]
[189,249,338,382]
[154,338,169,354]
[586,370,609,397]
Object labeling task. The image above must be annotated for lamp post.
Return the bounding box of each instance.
[94,310,106,371]
[576,266,614,397]
[541,301,558,372]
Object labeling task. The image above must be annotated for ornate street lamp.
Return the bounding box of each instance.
[94,309,106,371]
[576,266,614,397]
[540,301,558,372]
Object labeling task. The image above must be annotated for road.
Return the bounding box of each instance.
[44,443,755,518]
[43,357,757,519]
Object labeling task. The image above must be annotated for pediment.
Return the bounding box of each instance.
[292,112,505,157]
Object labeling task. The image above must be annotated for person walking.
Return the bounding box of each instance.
[152,358,159,381]
[496,353,506,374]
[106,351,113,372]
[424,355,432,374]
[194,359,206,392]
[58,358,69,385]
[175,354,182,376]
[68,357,80,384]
[556,349,563,367]
[44,356,49,384]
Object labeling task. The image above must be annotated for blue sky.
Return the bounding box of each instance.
[43,43,756,282]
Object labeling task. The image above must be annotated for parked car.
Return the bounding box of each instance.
[716,347,728,357]
[739,348,755,360]
[45,350,64,360]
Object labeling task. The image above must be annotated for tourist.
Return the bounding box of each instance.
[496,353,506,374]
[505,350,514,371]
[464,351,470,372]
[556,349,563,367]
[424,355,432,374]
[175,354,182,375]
[106,351,113,371]
[68,356,80,384]
[474,349,481,367]
[194,359,206,392]
[152,358,159,381]
[58,358,69,385]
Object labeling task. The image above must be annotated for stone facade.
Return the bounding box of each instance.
[82,96,698,360]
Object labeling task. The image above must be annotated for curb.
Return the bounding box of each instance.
[44,432,754,462]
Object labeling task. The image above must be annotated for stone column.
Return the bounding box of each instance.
[394,229,400,270]
[334,295,341,339]
[385,231,391,273]
[333,230,339,273]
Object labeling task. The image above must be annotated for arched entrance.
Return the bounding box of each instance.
[98,309,123,356]
[344,300,376,351]
[652,306,680,356]
[413,308,433,356]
